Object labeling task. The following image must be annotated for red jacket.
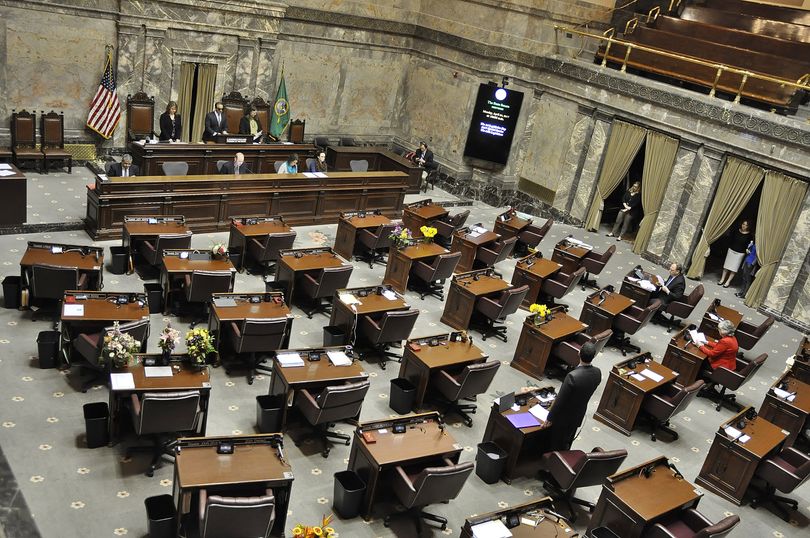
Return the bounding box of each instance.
[700,336,739,370]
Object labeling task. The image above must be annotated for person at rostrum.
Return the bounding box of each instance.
[220,152,251,175]
[203,102,228,142]
[607,181,641,242]
[277,154,298,174]
[309,150,328,173]
[158,101,181,142]
[719,220,753,288]
[239,105,263,141]
[700,319,739,372]
[107,154,139,177]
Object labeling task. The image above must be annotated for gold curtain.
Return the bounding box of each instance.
[632,131,679,254]
[744,170,808,308]
[176,62,195,142]
[585,120,647,231]
[686,157,764,278]
[190,63,218,143]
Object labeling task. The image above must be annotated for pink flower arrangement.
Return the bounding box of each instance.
[158,324,180,352]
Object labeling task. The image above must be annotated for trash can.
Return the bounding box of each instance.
[109,246,128,275]
[83,402,109,449]
[256,394,284,433]
[475,441,507,484]
[144,283,163,314]
[37,330,60,369]
[323,326,346,347]
[333,470,366,519]
[144,494,176,538]
[590,528,621,538]
[389,378,416,415]
[2,276,21,309]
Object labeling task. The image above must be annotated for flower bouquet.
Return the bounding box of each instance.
[100,321,141,369]
[292,514,335,538]
[529,303,551,325]
[211,242,228,260]
[389,224,412,249]
[157,323,180,364]
[419,225,438,242]
[185,328,216,367]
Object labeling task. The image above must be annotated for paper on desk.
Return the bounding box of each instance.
[313,172,327,178]
[689,329,708,346]
[626,276,639,283]
[339,293,361,305]
[144,366,173,377]
[302,172,317,178]
[382,289,398,301]
[212,297,237,307]
[110,373,135,390]
[640,368,664,382]
[773,387,797,402]
[738,434,751,444]
[639,279,658,292]
[277,352,304,367]
[724,426,742,440]
[708,312,723,321]
[62,304,85,317]
[631,373,646,382]
[0,170,16,177]
[536,392,555,404]
[0,163,12,169]
[468,231,481,238]
[326,350,352,366]
[471,519,512,538]
[529,404,549,423]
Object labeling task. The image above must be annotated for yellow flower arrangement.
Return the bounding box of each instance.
[529,303,550,324]
[419,225,438,239]
[292,514,335,537]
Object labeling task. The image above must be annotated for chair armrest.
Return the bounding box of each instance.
[249,237,265,250]
[230,322,241,338]
[710,366,744,386]
[198,488,207,523]
[644,523,677,538]
[297,388,320,412]
[303,273,319,286]
[184,274,192,288]
[361,315,382,332]
[77,273,88,289]
[130,393,141,416]
[394,465,416,492]
[142,240,156,253]
[681,508,713,531]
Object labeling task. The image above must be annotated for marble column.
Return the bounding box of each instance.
[254,39,277,102]
[113,23,143,148]
[552,109,594,217]
[143,28,169,108]
[235,37,257,97]
[569,113,611,224]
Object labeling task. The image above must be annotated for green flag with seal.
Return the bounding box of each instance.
[269,71,290,140]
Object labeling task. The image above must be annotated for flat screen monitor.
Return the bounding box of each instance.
[463,83,524,165]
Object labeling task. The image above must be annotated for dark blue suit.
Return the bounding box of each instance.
[547,364,602,451]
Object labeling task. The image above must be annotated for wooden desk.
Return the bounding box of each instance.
[662,328,716,386]
[698,303,743,340]
[440,270,510,330]
[325,145,423,194]
[792,336,810,384]
[758,371,810,447]
[399,333,487,409]
[382,241,448,294]
[696,407,788,505]
[329,286,409,342]
[347,413,462,519]
[227,216,294,271]
[579,289,635,336]
[109,360,212,441]
[460,497,576,538]
[619,269,657,308]
[122,216,190,268]
[510,254,562,309]
[401,201,449,237]
[450,228,499,273]
[481,388,555,482]
[333,212,391,260]
[275,248,351,306]
[173,434,292,537]
[268,347,368,429]
[0,163,25,226]
[551,240,591,275]
[20,242,104,292]
[493,212,531,240]
[587,456,701,538]
[593,355,678,436]
[510,313,588,380]
[160,250,236,315]
[207,292,293,356]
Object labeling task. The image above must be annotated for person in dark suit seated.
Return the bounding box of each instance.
[107,154,139,177]
[653,263,685,307]
[158,101,182,142]
[203,102,228,142]
[238,105,263,142]
[219,152,251,175]
[411,142,437,174]
[545,342,601,451]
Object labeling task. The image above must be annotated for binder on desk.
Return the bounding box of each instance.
[506,412,541,429]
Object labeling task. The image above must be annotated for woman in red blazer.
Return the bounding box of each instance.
[699,320,739,371]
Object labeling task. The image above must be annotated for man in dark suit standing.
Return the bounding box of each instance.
[107,154,139,177]
[546,342,601,451]
[219,152,251,175]
[653,262,685,308]
[203,102,228,142]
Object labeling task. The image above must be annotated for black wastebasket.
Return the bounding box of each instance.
[83,402,109,449]
[590,528,620,538]
[256,394,284,433]
[144,283,163,314]
[144,494,176,538]
[37,330,60,369]
[333,470,366,519]
[475,441,507,484]
[109,246,128,275]
[2,276,21,309]
[389,378,416,415]
[323,326,346,347]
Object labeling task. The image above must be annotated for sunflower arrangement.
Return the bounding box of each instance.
[100,321,141,368]
[419,225,438,242]
[185,328,216,365]
[529,303,551,325]
[291,514,335,537]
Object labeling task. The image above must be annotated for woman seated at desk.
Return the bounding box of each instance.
[309,150,328,173]
[239,105,263,142]
[278,154,299,174]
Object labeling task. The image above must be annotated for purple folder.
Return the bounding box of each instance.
[506,412,541,429]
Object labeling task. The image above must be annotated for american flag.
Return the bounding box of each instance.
[86,49,121,139]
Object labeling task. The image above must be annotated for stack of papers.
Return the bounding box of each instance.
[382,289,398,301]
[708,312,723,321]
[630,373,646,382]
[640,368,664,382]
[536,392,555,404]
[773,387,797,402]
[639,279,658,292]
[110,373,135,390]
[326,350,352,366]
[276,353,305,367]
[0,163,12,170]
[689,329,708,346]
[212,297,237,307]
[0,170,16,177]
[339,293,361,306]
[471,519,512,538]
[63,304,85,317]
[528,404,549,423]
[144,366,173,377]
[723,426,750,443]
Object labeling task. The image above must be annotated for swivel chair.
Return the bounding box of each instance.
[295,380,370,457]
[355,223,396,268]
[227,318,288,384]
[72,318,150,392]
[30,264,88,325]
[611,299,661,355]
[432,361,500,426]
[580,245,615,289]
[735,315,774,351]
[434,210,470,248]
[515,218,553,255]
[161,161,188,176]
[751,446,810,521]
[199,488,275,538]
[549,330,612,375]
[699,353,767,412]
[408,251,461,300]
[183,270,233,326]
[640,380,704,441]
[645,509,740,538]
[540,267,586,308]
[138,233,192,269]
[474,237,517,269]
[662,284,704,332]
[297,265,353,318]
[472,285,529,342]
[246,231,296,275]
[358,309,419,369]
[349,159,369,172]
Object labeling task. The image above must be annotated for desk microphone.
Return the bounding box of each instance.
[597,290,607,306]
[665,461,684,480]
[276,443,287,465]
[436,415,446,435]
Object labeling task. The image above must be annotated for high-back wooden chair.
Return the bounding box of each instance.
[40,111,72,173]
[11,109,43,172]
[221,91,249,135]
[251,97,271,143]
[126,91,155,143]
[289,119,305,143]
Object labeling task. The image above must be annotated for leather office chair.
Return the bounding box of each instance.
[641,380,704,441]
[735,315,774,350]
[72,319,150,392]
[341,137,358,146]
[138,233,192,268]
[612,299,661,356]
[646,509,740,538]
[384,458,474,532]
[297,265,353,318]
[474,237,517,269]
[751,446,810,521]
[246,231,297,275]
[580,245,615,289]
[273,160,284,173]
[227,318,288,385]
[699,353,767,412]
[199,488,275,538]
[540,267,586,307]
[161,161,189,176]
[473,285,529,342]
[305,158,315,171]
[541,447,628,522]
[435,210,470,247]
[216,159,228,173]
[349,159,369,172]
[663,284,704,332]
[358,309,420,369]
[432,361,500,426]
[30,264,88,325]
[295,380,371,457]
[128,390,200,476]
[355,223,396,268]
[515,218,553,255]
[314,136,330,148]
[183,270,234,327]
[408,251,461,300]
[549,330,612,375]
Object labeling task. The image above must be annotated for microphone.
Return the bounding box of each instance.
[597,290,607,306]
[436,415,446,435]
[665,461,684,480]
